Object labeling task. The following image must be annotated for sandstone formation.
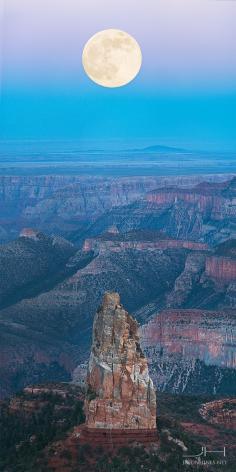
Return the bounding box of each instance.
[84,292,157,430]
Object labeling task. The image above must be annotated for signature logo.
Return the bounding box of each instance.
[184,446,226,458]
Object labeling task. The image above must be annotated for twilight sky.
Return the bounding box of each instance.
[0,0,236,150]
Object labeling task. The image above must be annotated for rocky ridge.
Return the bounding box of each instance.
[83,230,209,254]
[85,292,156,430]
[199,399,236,429]
[0,230,76,308]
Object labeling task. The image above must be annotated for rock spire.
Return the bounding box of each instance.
[85,292,156,430]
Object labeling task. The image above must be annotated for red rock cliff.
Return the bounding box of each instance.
[145,187,224,216]
[141,309,236,368]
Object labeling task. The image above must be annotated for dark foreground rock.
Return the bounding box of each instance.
[0,383,235,472]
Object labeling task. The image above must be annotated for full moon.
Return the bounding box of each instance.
[82,29,142,88]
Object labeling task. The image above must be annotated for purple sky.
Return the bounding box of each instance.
[2,0,236,90]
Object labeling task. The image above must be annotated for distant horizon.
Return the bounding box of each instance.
[0,137,236,154]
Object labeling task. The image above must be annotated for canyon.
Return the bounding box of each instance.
[0,176,236,401]
[1,226,236,399]
[0,232,188,398]
[83,177,236,246]
[0,174,234,244]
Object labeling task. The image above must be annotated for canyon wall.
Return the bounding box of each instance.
[141,309,236,394]
[146,188,224,216]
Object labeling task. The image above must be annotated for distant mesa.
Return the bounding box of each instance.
[77,143,187,154]
[74,292,157,446]
[141,144,187,153]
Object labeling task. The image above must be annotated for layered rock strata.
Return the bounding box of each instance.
[83,235,208,254]
[84,292,157,431]
[141,309,236,394]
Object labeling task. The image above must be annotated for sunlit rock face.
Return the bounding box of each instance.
[141,309,236,395]
[85,292,156,430]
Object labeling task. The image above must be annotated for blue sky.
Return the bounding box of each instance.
[0,0,236,151]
